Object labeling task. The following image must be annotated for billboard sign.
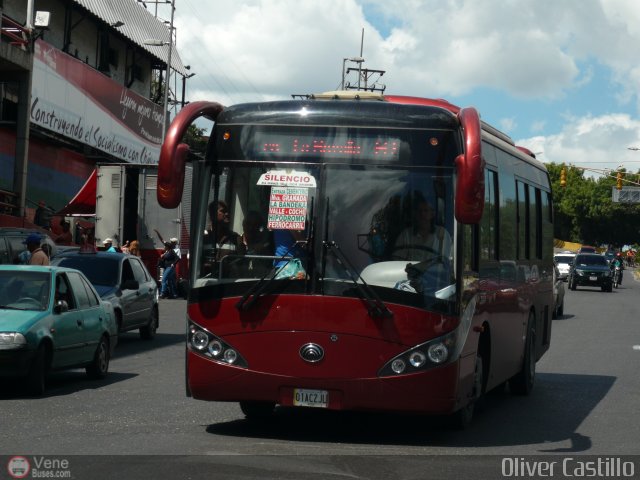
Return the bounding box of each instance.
[30,40,162,164]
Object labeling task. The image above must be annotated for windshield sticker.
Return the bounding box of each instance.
[267,187,308,230]
[257,170,317,188]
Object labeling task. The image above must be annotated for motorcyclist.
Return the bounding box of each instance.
[611,252,625,285]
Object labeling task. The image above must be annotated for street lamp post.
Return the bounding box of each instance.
[181,73,195,107]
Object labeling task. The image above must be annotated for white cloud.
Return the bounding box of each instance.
[166,0,640,157]
[499,117,517,133]
[517,113,640,174]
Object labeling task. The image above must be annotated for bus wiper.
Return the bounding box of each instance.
[323,240,393,319]
[235,240,307,312]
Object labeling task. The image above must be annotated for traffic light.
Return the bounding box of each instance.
[560,167,566,188]
[616,172,623,190]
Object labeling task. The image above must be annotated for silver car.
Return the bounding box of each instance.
[51,251,159,339]
[554,252,576,281]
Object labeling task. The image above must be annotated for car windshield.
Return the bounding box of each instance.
[52,256,119,287]
[575,255,607,266]
[0,271,50,311]
[554,255,574,264]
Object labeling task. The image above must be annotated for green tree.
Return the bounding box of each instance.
[546,163,640,247]
[181,124,208,154]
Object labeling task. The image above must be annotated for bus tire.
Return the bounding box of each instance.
[509,313,536,395]
[240,401,275,420]
[451,353,483,429]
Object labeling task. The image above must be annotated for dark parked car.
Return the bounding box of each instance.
[51,251,159,339]
[0,265,118,395]
[568,253,613,292]
[0,227,57,264]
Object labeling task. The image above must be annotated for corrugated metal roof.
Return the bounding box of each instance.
[70,0,189,76]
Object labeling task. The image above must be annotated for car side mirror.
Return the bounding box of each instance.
[122,279,139,290]
[54,300,69,313]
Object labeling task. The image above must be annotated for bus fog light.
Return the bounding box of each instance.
[208,340,223,357]
[223,349,238,364]
[427,343,448,364]
[409,351,426,368]
[191,331,209,350]
[391,359,406,374]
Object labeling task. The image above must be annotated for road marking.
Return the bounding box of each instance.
[633,345,640,351]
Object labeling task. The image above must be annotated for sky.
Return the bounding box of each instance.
[148,0,640,177]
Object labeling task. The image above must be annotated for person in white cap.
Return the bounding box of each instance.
[103,238,117,253]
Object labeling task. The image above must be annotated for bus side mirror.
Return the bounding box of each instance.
[158,101,224,209]
[455,107,485,225]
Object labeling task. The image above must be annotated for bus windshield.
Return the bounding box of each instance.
[196,126,457,313]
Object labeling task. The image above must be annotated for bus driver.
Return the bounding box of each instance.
[393,199,452,262]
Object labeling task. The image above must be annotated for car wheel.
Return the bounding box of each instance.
[139,306,159,340]
[451,353,484,429]
[25,343,48,396]
[240,401,275,420]
[86,335,110,379]
[509,312,535,395]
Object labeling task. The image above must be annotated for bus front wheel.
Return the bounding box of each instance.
[451,353,484,429]
[240,401,275,420]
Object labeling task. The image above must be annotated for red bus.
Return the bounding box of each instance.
[158,91,554,426]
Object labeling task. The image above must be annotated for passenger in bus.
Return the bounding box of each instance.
[241,210,272,255]
[393,199,452,262]
[203,201,245,276]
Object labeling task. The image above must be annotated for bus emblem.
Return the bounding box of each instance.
[299,343,324,363]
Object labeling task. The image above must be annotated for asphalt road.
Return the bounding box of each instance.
[2,273,639,479]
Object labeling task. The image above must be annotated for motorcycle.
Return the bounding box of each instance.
[613,264,622,288]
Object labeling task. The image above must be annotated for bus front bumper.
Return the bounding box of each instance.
[187,350,460,414]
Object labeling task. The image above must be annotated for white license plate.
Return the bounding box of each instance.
[293,388,328,408]
[589,276,597,281]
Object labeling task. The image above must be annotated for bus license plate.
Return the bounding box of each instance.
[293,389,328,408]
[589,276,597,281]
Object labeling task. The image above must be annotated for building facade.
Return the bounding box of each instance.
[0,0,187,220]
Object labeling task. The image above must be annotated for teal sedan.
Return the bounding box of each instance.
[0,265,118,395]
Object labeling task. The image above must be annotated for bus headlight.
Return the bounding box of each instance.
[427,344,448,364]
[391,359,406,374]
[409,351,427,368]
[208,340,223,357]
[188,321,248,368]
[191,331,209,351]
[378,331,457,377]
[223,349,238,364]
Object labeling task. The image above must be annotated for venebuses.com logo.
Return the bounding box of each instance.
[6,456,72,478]
[7,456,30,479]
